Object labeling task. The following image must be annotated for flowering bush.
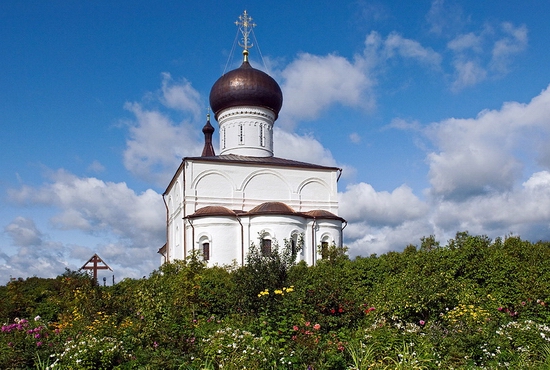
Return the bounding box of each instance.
[2,233,550,368]
[0,317,62,369]
[49,333,131,369]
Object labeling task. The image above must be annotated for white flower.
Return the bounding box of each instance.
[34,315,41,321]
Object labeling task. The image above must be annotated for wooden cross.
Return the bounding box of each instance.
[80,254,112,285]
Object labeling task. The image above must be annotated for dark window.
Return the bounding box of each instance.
[291,237,296,256]
[202,243,210,261]
[239,124,244,144]
[261,239,272,256]
[321,241,329,259]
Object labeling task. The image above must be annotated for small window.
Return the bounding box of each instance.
[259,125,265,147]
[321,241,329,259]
[261,239,272,256]
[202,242,210,261]
[239,124,244,144]
[222,128,226,149]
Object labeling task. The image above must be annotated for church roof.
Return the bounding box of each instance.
[248,201,296,215]
[303,209,346,221]
[184,154,341,171]
[189,206,237,218]
[186,202,345,223]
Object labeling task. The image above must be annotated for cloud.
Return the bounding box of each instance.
[339,183,428,226]
[349,133,361,144]
[491,22,528,73]
[8,170,165,250]
[426,0,468,36]
[160,73,202,116]
[87,160,105,174]
[430,171,550,240]
[279,53,375,126]
[4,216,44,247]
[385,118,422,131]
[122,74,205,186]
[425,84,550,199]
[1,217,70,282]
[383,33,442,67]
[446,23,527,91]
[4,170,165,281]
[450,60,487,91]
[447,32,483,53]
[364,31,442,68]
[342,87,550,259]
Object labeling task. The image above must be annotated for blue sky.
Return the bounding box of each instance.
[2,0,550,283]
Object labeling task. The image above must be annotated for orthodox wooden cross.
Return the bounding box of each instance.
[80,254,112,285]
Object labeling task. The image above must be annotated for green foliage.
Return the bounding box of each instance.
[233,232,303,313]
[2,232,550,368]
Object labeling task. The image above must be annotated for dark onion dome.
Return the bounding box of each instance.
[209,60,283,120]
[248,201,295,215]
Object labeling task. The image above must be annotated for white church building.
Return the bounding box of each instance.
[159,12,346,267]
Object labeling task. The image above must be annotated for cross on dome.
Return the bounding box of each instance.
[235,10,256,61]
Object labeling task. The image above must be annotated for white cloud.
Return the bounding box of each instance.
[349,132,361,144]
[123,78,204,186]
[339,183,428,226]
[450,60,487,91]
[8,170,165,250]
[341,87,550,258]
[491,22,528,73]
[386,118,422,131]
[446,22,527,91]
[4,170,165,281]
[4,216,44,247]
[426,0,467,36]
[160,72,202,117]
[1,217,70,282]
[279,53,375,126]
[384,32,442,67]
[364,31,442,68]
[274,129,336,166]
[447,32,482,53]
[87,160,105,174]
[425,85,550,199]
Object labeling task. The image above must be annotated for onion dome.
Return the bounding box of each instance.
[201,114,215,157]
[209,57,283,120]
[248,202,295,215]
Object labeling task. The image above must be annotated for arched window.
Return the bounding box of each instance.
[202,242,210,261]
[261,235,272,256]
[198,235,211,261]
[320,234,331,259]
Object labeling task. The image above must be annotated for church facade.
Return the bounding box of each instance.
[159,14,345,266]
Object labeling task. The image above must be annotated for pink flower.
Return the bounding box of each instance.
[497,307,503,311]
[36,341,42,347]
[313,323,321,330]
[305,321,310,327]
[293,325,299,331]
[419,320,425,326]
